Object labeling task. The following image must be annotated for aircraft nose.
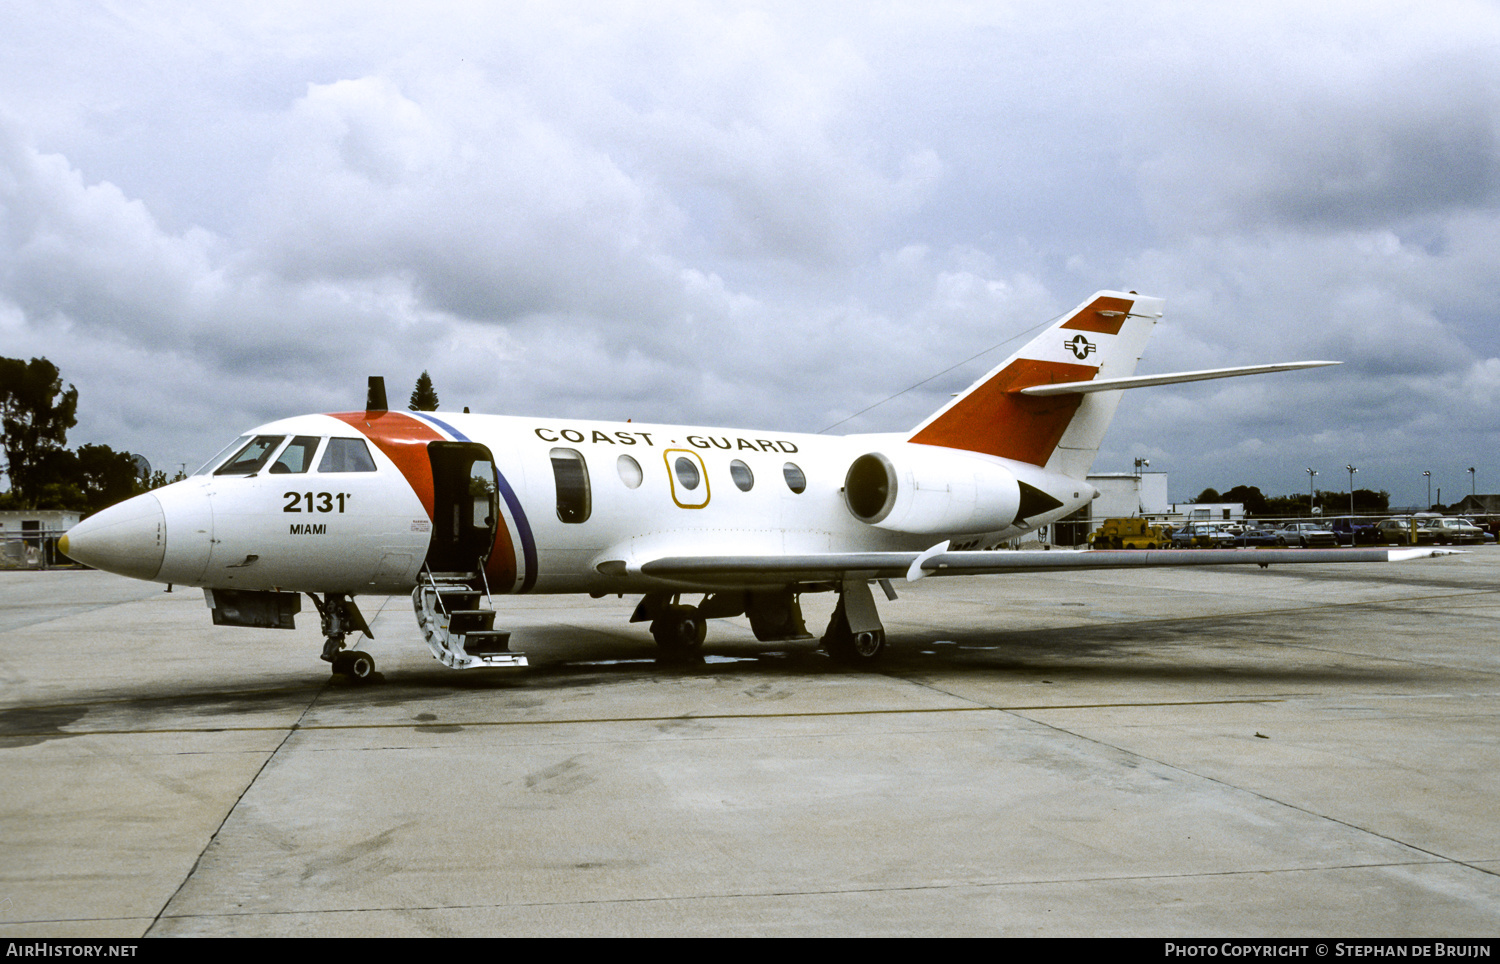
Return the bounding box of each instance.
[60,493,167,581]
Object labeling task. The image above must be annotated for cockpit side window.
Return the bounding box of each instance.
[269,436,321,474]
[193,435,251,476]
[318,438,377,473]
[215,436,286,476]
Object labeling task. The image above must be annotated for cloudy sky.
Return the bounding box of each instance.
[3,1,1497,508]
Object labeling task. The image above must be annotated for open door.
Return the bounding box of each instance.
[425,442,499,575]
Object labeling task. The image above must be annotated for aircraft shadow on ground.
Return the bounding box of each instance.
[0,611,1444,740]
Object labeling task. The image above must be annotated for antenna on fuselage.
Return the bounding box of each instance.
[366,376,388,413]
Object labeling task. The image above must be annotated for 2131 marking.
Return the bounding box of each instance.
[283,492,351,513]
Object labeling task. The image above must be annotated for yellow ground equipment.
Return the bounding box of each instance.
[1088,517,1170,550]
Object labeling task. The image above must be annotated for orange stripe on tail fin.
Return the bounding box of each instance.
[909,358,1096,464]
[1060,295,1134,334]
[908,292,1161,470]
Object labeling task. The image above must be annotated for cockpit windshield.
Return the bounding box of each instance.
[192,433,377,477]
[214,435,286,476]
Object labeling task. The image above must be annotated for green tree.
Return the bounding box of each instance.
[148,467,186,489]
[409,371,440,412]
[1326,488,1390,514]
[1192,487,1222,504]
[73,444,145,513]
[1221,485,1270,516]
[0,357,79,503]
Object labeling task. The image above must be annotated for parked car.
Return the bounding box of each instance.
[1326,517,1379,546]
[1426,517,1486,545]
[1280,522,1338,548]
[1233,526,1287,548]
[1457,518,1499,544]
[1467,518,1500,543]
[1375,517,1438,545]
[1171,523,1237,549]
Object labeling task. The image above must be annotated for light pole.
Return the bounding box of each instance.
[1306,467,1318,516]
[1470,467,1477,498]
[1346,464,1357,515]
[1424,471,1432,510]
[1134,457,1149,478]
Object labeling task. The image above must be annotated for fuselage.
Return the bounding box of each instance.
[64,408,1096,597]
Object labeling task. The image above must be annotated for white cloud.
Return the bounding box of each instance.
[0,2,1497,507]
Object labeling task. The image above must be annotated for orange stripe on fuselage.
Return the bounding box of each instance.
[1059,295,1133,334]
[484,517,519,592]
[330,411,441,520]
[909,358,1096,465]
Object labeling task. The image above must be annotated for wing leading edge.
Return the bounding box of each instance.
[627,546,1454,588]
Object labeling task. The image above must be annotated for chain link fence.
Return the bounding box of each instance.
[0,529,75,569]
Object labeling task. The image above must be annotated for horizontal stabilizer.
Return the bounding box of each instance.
[1017,361,1339,396]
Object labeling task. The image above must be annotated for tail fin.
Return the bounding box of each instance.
[908,291,1163,477]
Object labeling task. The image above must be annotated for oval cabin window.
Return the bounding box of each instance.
[783,462,807,494]
[729,460,754,491]
[617,454,643,489]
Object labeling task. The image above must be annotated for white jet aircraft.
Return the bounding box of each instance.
[60,291,1435,680]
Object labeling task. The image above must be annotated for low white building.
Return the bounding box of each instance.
[1091,472,1171,521]
[1055,473,1171,546]
[1055,475,1247,546]
[1170,501,1247,524]
[0,509,81,568]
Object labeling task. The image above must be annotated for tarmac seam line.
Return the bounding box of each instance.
[884,672,1500,881]
[142,681,330,937]
[1007,705,1500,881]
[143,856,1472,922]
[0,697,1287,739]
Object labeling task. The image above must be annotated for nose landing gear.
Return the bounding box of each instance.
[331,649,376,680]
[310,592,378,683]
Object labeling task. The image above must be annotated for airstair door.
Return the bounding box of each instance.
[425,442,499,575]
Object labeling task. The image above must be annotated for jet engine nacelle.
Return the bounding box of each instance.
[842,447,1022,535]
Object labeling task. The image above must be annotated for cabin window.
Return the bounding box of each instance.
[215,436,285,476]
[617,454,643,489]
[319,438,377,473]
[729,459,754,491]
[783,462,807,494]
[269,436,321,474]
[551,448,591,523]
[664,449,709,508]
[674,456,701,491]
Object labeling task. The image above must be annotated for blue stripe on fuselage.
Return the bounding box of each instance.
[410,412,539,593]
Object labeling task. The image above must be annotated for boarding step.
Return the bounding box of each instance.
[462,629,513,655]
[448,609,495,634]
[412,576,527,671]
[434,589,483,608]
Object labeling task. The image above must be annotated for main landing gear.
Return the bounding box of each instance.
[651,604,708,654]
[631,593,709,655]
[821,579,887,664]
[631,581,890,664]
[310,592,378,683]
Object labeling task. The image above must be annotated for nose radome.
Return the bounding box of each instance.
[60,493,166,581]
